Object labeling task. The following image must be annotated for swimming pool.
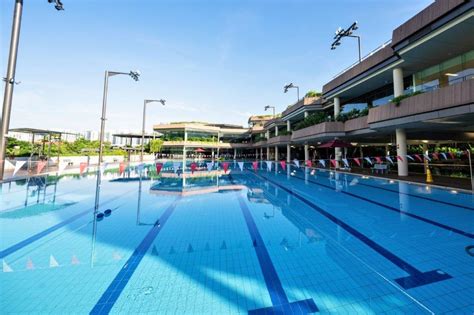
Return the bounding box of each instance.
[1,161,473,314]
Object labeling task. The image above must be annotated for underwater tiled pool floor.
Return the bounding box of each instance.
[1,163,473,314]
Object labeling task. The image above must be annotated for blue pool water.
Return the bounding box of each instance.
[1,161,473,314]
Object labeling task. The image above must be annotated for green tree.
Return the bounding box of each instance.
[147,139,164,153]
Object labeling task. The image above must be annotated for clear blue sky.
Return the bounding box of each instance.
[1,0,432,132]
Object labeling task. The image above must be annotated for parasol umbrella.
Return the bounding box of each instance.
[195,148,206,153]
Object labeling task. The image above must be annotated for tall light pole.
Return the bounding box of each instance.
[284,83,299,102]
[98,70,140,165]
[0,0,64,180]
[264,105,275,118]
[141,99,165,162]
[331,21,361,63]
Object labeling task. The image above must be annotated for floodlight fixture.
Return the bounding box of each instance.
[331,21,361,62]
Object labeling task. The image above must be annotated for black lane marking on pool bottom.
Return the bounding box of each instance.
[236,194,318,314]
[287,171,474,239]
[90,198,180,315]
[0,188,136,259]
[253,172,453,290]
[307,168,474,211]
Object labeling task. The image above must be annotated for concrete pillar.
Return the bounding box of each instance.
[234,148,237,160]
[260,148,263,160]
[393,68,404,97]
[184,130,188,142]
[422,143,428,174]
[267,147,270,160]
[334,97,341,117]
[304,144,309,162]
[275,126,279,137]
[334,97,341,168]
[287,120,291,131]
[304,112,309,118]
[396,128,408,176]
[266,130,270,140]
[274,146,278,161]
[255,148,258,160]
[287,144,291,163]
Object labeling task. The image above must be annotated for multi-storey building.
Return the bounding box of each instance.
[153,1,473,178]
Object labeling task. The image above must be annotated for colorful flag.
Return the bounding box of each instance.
[222,162,229,173]
[206,162,214,172]
[79,162,87,175]
[448,152,455,159]
[13,160,26,177]
[119,162,126,175]
[440,153,447,160]
[155,163,163,175]
[293,159,300,168]
[386,156,394,165]
[375,156,382,164]
[190,162,197,174]
[172,162,180,173]
[414,154,423,162]
[342,158,349,167]
[319,160,326,168]
[252,161,258,172]
[431,152,439,160]
[396,156,404,162]
[423,154,431,162]
[279,160,286,171]
[266,161,272,171]
[406,155,415,161]
[305,160,312,168]
[330,159,337,168]
[353,158,361,166]
[238,161,244,171]
[364,157,373,165]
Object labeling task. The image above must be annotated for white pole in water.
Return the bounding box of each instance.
[467,150,473,192]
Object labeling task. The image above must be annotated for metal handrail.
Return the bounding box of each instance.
[331,39,392,79]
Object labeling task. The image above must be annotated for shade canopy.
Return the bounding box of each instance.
[195,148,206,153]
[318,139,353,148]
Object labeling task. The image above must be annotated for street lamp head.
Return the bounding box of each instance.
[283,83,294,93]
[48,0,64,10]
[158,99,166,106]
[129,70,141,81]
[264,105,271,111]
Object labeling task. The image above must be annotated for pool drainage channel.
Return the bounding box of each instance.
[251,171,453,290]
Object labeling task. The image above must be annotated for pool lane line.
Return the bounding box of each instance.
[284,171,474,239]
[226,174,318,313]
[303,168,474,211]
[0,188,138,259]
[236,194,318,314]
[252,171,453,290]
[90,198,180,315]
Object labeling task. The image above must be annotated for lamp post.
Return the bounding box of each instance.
[284,83,299,102]
[264,105,275,118]
[140,99,165,162]
[98,70,140,165]
[0,0,64,180]
[331,21,361,63]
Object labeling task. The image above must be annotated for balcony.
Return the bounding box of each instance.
[392,0,466,46]
[291,122,345,142]
[367,78,474,124]
[344,116,369,132]
[266,135,291,146]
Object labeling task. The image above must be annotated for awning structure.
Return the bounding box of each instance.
[318,139,353,148]
[8,128,80,161]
